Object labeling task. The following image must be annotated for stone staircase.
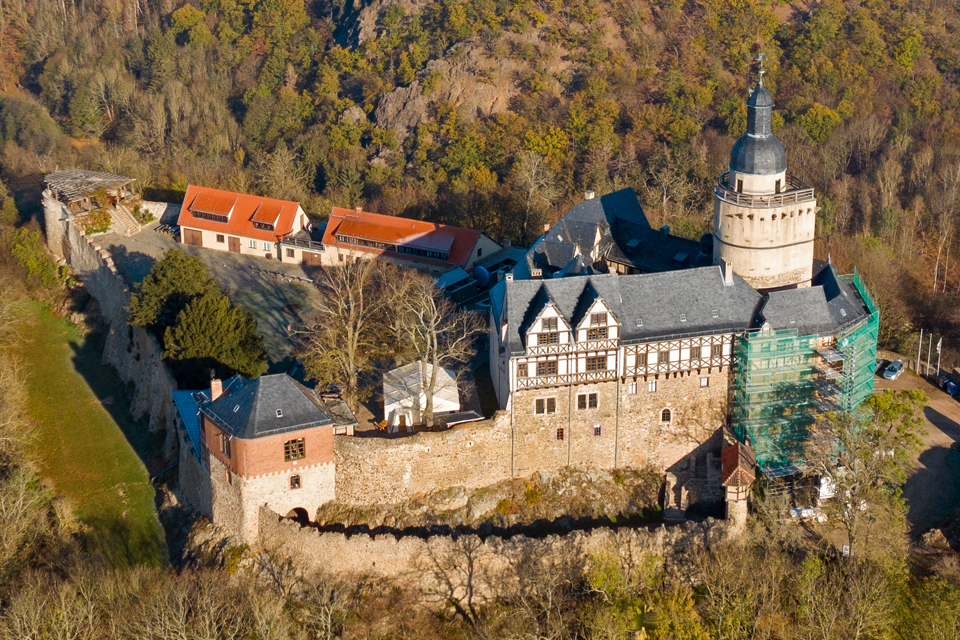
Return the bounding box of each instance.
[109,203,141,237]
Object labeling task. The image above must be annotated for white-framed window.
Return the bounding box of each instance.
[535,398,557,414]
[700,377,709,387]
[628,382,637,394]
[248,239,257,248]
[648,380,657,393]
[263,241,271,251]
[593,424,602,437]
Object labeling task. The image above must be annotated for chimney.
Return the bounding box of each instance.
[543,223,550,232]
[210,378,223,401]
[502,238,511,249]
[722,259,734,286]
[585,190,595,200]
[355,206,362,214]
[505,272,514,281]
[659,225,670,241]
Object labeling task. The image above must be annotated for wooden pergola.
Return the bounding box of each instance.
[44,170,136,209]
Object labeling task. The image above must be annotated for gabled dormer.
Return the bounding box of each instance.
[189,191,237,223]
[519,285,572,349]
[570,280,620,343]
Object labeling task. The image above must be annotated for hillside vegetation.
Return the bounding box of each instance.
[1,0,959,358]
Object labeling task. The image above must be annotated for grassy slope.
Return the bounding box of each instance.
[17,302,166,568]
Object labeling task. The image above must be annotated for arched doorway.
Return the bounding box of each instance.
[286,507,310,526]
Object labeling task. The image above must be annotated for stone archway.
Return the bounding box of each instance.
[286,507,310,526]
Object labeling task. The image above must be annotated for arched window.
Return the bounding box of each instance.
[661,409,672,422]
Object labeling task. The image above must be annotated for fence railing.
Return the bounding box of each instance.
[715,172,815,208]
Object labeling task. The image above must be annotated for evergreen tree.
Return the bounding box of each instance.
[127,249,220,334]
[163,291,268,380]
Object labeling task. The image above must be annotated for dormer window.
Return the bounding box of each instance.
[276,409,283,418]
[538,317,559,345]
[712,310,719,318]
[636,319,642,326]
[789,315,796,324]
[233,405,240,413]
[679,314,687,322]
[590,313,607,326]
[587,327,607,341]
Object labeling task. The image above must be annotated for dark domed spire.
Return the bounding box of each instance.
[729,68,786,176]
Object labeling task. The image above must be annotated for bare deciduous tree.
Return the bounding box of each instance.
[298,257,393,409]
[512,151,558,246]
[389,272,484,426]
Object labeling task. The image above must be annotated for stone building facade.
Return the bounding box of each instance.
[175,374,357,543]
[712,80,817,291]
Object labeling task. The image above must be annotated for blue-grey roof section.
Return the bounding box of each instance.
[197,374,335,440]
[730,82,786,175]
[172,390,202,461]
[501,266,765,353]
[513,188,710,280]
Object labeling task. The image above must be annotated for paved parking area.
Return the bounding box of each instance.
[875,354,960,533]
[96,223,322,372]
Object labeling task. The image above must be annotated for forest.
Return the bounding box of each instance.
[0,0,956,358]
[1,0,960,635]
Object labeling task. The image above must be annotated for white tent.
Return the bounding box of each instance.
[383,362,460,429]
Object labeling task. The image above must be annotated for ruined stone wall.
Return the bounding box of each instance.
[259,506,729,601]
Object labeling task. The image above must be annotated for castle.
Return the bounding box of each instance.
[488,78,878,510]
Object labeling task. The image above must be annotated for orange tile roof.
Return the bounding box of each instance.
[721,442,756,488]
[177,185,302,243]
[322,208,482,268]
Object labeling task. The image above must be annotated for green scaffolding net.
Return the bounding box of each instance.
[732,269,880,468]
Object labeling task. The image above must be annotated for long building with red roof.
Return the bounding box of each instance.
[320,207,501,274]
[178,185,308,259]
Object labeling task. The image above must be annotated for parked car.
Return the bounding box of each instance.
[883,360,904,381]
[875,359,886,376]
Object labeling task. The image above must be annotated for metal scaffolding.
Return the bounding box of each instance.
[732,269,880,468]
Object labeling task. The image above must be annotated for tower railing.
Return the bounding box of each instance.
[716,172,815,208]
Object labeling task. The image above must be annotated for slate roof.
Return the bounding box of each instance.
[500,266,764,353]
[757,265,868,336]
[495,262,874,354]
[172,390,202,462]
[512,188,710,279]
[730,82,786,175]
[196,374,346,440]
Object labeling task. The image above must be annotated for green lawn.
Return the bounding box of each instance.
[16,302,166,568]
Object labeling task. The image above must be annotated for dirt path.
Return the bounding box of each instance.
[875,355,960,534]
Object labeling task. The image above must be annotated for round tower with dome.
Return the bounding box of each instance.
[713,66,818,290]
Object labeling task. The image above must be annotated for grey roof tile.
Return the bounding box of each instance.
[197,374,347,439]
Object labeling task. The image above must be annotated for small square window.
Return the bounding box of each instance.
[712,309,718,318]
[628,382,637,394]
[593,425,602,437]
[556,428,564,441]
[263,241,271,251]
[536,398,557,414]
[637,353,647,366]
[290,474,301,489]
[789,315,796,323]
[648,380,657,393]
[286,248,295,258]
[700,377,709,387]
[284,438,305,461]
[679,314,686,322]
[636,319,643,326]
[690,346,701,360]
[517,364,528,377]
[248,239,257,249]
[542,318,558,331]
[590,313,607,326]
[276,409,283,418]
[216,234,225,243]
[659,350,670,364]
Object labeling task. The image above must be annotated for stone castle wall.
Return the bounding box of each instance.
[258,505,730,601]
[334,418,512,505]
[333,367,729,508]
[43,192,179,457]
